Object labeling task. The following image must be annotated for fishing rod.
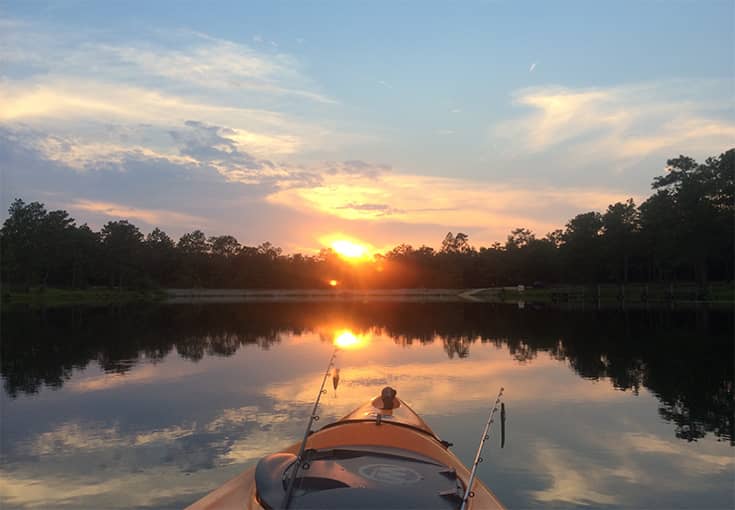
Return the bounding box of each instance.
[460,386,504,510]
[281,346,339,510]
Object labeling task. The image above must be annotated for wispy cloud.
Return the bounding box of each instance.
[1,21,335,104]
[69,199,206,227]
[494,80,734,166]
[0,17,351,170]
[0,78,317,157]
[2,121,636,248]
[267,168,638,240]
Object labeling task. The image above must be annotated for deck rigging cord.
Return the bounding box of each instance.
[459,386,504,510]
[280,346,339,509]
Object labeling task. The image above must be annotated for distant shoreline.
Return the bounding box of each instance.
[3,283,732,306]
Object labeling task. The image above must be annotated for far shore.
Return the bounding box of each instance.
[165,284,733,304]
[3,283,732,307]
[165,287,471,303]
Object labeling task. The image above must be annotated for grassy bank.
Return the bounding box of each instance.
[2,287,166,307]
[477,283,734,304]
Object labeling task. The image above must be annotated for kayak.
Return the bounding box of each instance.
[186,387,505,509]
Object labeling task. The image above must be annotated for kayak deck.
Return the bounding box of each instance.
[186,395,504,510]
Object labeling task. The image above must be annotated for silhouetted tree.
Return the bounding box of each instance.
[177,230,210,287]
[1,149,732,290]
[602,199,639,283]
[100,220,144,288]
[1,199,49,288]
[144,228,176,286]
[562,212,603,282]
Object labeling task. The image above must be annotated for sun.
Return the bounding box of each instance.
[319,233,375,262]
[331,239,369,260]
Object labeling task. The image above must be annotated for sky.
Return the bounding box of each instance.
[1,0,733,254]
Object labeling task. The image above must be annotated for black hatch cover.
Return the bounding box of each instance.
[255,447,463,509]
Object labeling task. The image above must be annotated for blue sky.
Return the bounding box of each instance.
[1,0,732,252]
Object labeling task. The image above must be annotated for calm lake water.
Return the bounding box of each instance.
[1,302,733,509]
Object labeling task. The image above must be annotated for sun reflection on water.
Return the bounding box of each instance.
[333,329,368,350]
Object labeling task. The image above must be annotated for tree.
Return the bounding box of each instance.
[146,228,175,249]
[210,235,241,258]
[100,220,144,288]
[0,199,48,287]
[562,212,603,282]
[602,199,639,282]
[0,148,731,291]
[544,230,564,248]
[209,235,242,287]
[177,230,209,255]
[639,190,678,281]
[70,224,100,288]
[177,230,210,287]
[506,228,535,250]
[650,152,733,284]
[144,228,176,286]
[257,242,282,259]
[39,209,77,286]
[441,232,472,253]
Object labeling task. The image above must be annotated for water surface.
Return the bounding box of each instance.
[1,302,733,509]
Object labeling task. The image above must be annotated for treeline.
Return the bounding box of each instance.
[1,150,732,289]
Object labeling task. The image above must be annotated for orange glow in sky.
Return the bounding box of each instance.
[333,329,368,350]
[319,234,377,261]
[331,239,368,259]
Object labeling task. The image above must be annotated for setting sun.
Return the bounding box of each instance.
[331,240,368,259]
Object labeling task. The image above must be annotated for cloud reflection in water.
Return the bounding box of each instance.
[0,303,732,509]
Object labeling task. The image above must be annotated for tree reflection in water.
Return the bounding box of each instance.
[2,302,732,444]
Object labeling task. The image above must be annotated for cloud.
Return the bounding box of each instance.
[529,62,537,73]
[0,119,637,250]
[337,202,405,215]
[529,424,735,506]
[67,363,206,393]
[494,80,734,167]
[69,199,206,228]
[267,169,639,240]
[166,121,325,187]
[1,21,334,104]
[0,18,351,171]
[323,160,390,179]
[0,79,311,157]
[171,120,275,180]
[4,16,730,250]
[531,444,618,505]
